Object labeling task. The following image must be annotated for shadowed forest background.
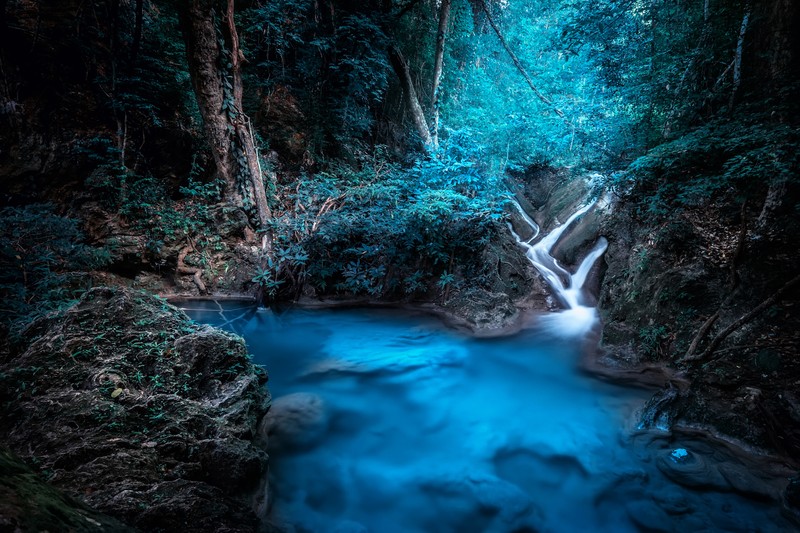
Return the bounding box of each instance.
[1,0,797,315]
[1,0,799,530]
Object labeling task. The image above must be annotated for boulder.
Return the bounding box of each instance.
[259,393,329,452]
[0,287,271,531]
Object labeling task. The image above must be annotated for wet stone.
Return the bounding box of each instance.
[259,393,329,452]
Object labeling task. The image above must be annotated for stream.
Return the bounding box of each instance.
[179,201,794,532]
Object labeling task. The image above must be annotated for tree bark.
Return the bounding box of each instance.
[431,0,451,147]
[179,0,240,203]
[477,0,564,118]
[223,0,272,237]
[179,0,272,240]
[389,45,433,151]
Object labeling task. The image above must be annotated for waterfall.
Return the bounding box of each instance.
[509,198,608,337]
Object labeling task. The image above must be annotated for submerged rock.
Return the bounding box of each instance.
[0,287,271,531]
[417,472,544,533]
[259,393,329,452]
[637,387,683,431]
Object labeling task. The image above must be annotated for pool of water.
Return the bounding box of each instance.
[180,300,794,533]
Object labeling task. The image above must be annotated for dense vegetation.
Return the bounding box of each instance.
[2,0,795,322]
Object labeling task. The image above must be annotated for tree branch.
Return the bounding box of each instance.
[700,273,800,360]
[477,0,564,118]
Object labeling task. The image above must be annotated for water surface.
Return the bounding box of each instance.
[182,301,793,533]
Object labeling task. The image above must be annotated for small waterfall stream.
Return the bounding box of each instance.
[508,198,608,336]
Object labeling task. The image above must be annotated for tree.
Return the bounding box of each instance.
[389,44,433,151]
[178,0,272,243]
[477,0,563,118]
[431,0,452,147]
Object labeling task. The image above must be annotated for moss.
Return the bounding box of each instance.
[0,448,135,532]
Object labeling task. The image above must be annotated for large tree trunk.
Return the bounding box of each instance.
[389,45,433,151]
[430,0,451,148]
[222,0,272,239]
[179,0,272,240]
[179,0,240,203]
[747,0,799,94]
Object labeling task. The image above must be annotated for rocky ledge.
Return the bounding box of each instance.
[0,287,271,532]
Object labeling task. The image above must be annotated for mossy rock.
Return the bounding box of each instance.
[0,287,271,531]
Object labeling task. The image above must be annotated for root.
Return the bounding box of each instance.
[177,244,207,294]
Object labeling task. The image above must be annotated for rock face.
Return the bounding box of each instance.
[0,287,271,531]
[596,177,800,457]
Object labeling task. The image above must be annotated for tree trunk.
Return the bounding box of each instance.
[389,45,433,151]
[0,0,7,31]
[179,0,240,203]
[431,0,451,148]
[178,0,272,240]
[222,0,272,237]
[729,5,751,110]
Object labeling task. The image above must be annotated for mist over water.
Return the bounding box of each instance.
[182,302,792,533]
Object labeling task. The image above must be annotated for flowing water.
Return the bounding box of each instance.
[177,303,793,532]
[507,198,607,338]
[178,203,794,532]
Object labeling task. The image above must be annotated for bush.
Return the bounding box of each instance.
[266,142,507,300]
[613,110,800,221]
[0,204,111,329]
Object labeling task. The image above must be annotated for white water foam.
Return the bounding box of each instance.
[509,198,607,337]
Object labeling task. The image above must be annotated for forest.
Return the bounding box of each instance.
[0,0,798,531]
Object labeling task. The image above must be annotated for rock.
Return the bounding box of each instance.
[417,472,544,533]
[786,476,800,508]
[199,437,269,491]
[783,475,800,525]
[638,387,683,431]
[650,487,694,516]
[0,447,135,532]
[445,288,519,330]
[625,500,673,533]
[718,462,780,500]
[259,393,329,452]
[0,287,271,531]
[655,448,730,492]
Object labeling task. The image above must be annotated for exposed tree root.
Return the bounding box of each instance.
[177,243,207,294]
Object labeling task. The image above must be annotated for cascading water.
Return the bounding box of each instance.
[508,197,608,337]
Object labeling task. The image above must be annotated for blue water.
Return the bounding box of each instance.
[181,301,795,533]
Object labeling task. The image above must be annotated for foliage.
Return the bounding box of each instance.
[0,205,111,328]
[243,0,390,158]
[638,324,669,358]
[264,140,506,299]
[606,108,800,221]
